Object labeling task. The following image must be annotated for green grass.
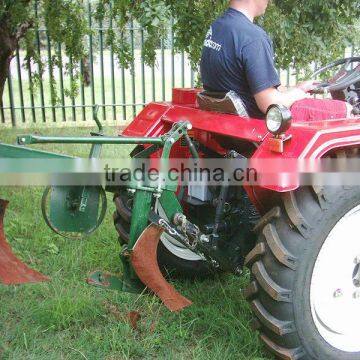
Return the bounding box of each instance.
[0,126,271,360]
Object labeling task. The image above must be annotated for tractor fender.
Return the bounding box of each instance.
[251,119,360,193]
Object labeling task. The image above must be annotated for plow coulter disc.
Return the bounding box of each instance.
[0,199,48,285]
[131,224,192,312]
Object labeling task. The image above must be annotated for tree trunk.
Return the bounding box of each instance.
[0,25,17,106]
[0,52,13,106]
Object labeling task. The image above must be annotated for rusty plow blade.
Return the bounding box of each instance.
[0,199,49,285]
[131,224,192,312]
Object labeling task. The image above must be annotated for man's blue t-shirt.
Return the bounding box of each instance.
[200,8,280,118]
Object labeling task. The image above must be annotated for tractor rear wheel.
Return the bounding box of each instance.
[113,190,213,278]
[245,186,360,360]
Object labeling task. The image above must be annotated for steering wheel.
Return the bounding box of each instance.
[310,57,360,94]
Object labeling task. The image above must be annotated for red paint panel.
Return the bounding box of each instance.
[172,88,202,107]
[122,103,170,137]
[162,106,268,142]
[122,101,268,142]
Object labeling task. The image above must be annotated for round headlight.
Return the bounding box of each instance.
[266,104,292,135]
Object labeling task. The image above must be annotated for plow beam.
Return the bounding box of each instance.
[0,199,48,285]
[131,224,192,312]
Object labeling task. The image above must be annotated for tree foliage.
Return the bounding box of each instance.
[263,1,360,70]
[0,0,359,102]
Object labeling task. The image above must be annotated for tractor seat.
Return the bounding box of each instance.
[197,90,250,117]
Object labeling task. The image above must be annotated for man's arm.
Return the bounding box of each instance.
[254,81,316,114]
[241,36,317,115]
[254,87,307,114]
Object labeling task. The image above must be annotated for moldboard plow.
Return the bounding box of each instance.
[0,199,48,285]
[0,115,198,312]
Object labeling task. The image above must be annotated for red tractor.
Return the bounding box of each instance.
[1,57,360,360]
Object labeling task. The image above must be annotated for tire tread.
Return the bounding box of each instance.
[252,261,292,302]
[282,192,311,238]
[263,223,297,270]
[251,299,295,336]
[244,242,266,267]
[260,334,305,360]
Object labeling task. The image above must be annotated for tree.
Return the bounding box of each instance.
[0,0,34,102]
[0,0,89,105]
[0,0,359,104]
[165,0,360,71]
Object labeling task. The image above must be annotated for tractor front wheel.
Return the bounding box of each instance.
[245,186,360,360]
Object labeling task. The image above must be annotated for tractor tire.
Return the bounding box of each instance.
[113,190,213,278]
[245,186,360,360]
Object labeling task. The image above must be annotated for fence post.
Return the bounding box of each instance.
[110,2,117,120]
[130,19,136,119]
[141,28,146,108]
[46,35,56,123]
[16,49,26,124]
[57,43,66,122]
[69,56,77,122]
[7,72,16,127]
[35,0,46,123]
[99,16,106,120]
[88,2,96,117]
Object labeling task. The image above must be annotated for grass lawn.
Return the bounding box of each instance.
[0,126,272,360]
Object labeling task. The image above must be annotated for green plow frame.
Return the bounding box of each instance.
[0,111,195,310]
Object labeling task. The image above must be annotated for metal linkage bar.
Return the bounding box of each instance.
[17,135,164,146]
[17,121,192,147]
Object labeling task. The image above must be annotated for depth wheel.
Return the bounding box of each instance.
[245,186,360,360]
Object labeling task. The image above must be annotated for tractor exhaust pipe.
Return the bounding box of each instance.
[0,199,49,285]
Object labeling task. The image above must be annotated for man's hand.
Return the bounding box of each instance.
[297,80,319,93]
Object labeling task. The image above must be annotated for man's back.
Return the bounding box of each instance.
[200,8,280,118]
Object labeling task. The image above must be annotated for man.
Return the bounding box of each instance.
[200,0,351,121]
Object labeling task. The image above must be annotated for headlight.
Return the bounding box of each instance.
[266,104,292,135]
